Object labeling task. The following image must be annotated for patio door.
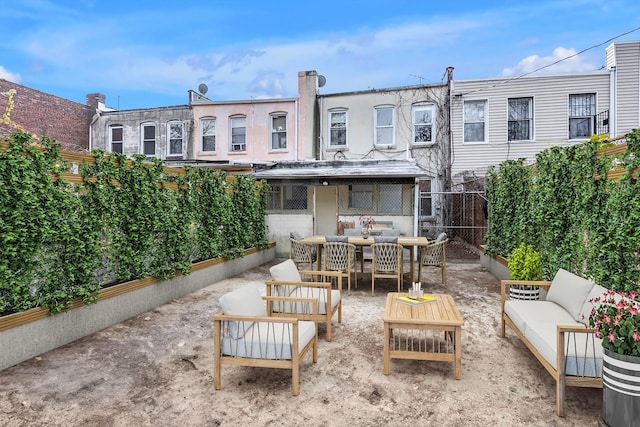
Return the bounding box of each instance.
[315,185,337,235]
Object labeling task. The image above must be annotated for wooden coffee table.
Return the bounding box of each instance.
[382,293,464,379]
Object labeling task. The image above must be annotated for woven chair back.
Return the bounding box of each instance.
[420,240,447,266]
[323,242,355,271]
[372,242,403,273]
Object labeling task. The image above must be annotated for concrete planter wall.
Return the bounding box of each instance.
[0,244,276,371]
[479,246,510,280]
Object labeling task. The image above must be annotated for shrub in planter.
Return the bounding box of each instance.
[508,243,542,300]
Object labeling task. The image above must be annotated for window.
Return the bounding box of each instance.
[231,116,246,152]
[379,184,402,213]
[463,100,487,143]
[168,122,184,156]
[271,113,287,150]
[375,106,394,146]
[267,184,307,210]
[508,97,533,141]
[569,93,595,139]
[413,105,434,144]
[348,184,373,209]
[419,179,433,217]
[329,110,347,147]
[141,124,155,155]
[201,118,216,152]
[110,126,123,153]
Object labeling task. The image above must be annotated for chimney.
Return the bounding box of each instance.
[86,93,106,110]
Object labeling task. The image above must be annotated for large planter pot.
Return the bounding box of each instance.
[508,284,541,300]
[602,348,640,427]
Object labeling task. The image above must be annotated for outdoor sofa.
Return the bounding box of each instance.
[500,268,605,416]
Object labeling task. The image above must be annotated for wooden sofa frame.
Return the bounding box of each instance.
[265,270,343,341]
[213,295,318,396]
[500,280,603,417]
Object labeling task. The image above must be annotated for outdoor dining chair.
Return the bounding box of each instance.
[418,233,448,287]
[371,239,403,296]
[323,237,357,295]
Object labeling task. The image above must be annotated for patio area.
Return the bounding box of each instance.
[0,241,602,426]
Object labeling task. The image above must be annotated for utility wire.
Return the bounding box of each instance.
[457,25,640,97]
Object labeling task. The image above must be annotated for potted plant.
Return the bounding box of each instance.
[359,215,375,239]
[507,243,542,300]
[588,290,640,427]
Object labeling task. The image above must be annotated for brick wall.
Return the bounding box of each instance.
[0,79,95,152]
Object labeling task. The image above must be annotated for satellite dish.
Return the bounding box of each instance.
[198,83,208,95]
[318,75,326,88]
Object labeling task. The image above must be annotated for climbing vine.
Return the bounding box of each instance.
[485,130,640,291]
[0,132,269,316]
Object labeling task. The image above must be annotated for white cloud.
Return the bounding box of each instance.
[0,66,21,83]
[501,47,597,77]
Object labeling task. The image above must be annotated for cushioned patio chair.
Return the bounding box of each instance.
[418,232,448,286]
[213,282,318,396]
[266,259,343,341]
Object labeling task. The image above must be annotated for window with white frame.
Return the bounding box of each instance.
[569,93,595,139]
[329,109,347,147]
[419,179,433,217]
[230,116,246,152]
[201,118,216,152]
[413,104,434,144]
[167,122,184,156]
[508,97,533,141]
[141,123,155,156]
[375,106,394,146]
[110,126,123,153]
[463,100,487,143]
[348,184,373,209]
[271,113,287,150]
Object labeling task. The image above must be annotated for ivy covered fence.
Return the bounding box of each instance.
[0,132,270,316]
[484,129,640,292]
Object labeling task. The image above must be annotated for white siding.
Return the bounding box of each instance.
[608,41,640,135]
[451,72,610,180]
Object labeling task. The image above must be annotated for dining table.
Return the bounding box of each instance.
[300,235,431,284]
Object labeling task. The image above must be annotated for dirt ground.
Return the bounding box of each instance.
[0,241,602,426]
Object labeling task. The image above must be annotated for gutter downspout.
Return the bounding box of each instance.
[294,98,299,160]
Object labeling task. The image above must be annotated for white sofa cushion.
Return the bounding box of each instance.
[219,282,267,339]
[545,268,594,320]
[220,320,316,360]
[504,300,573,336]
[577,284,609,325]
[524,317,603,376]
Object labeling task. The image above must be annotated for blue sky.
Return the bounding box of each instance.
[1,0,640,110]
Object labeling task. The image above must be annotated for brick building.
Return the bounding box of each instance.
[0,79,101,152]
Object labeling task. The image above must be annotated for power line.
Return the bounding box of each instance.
[457,25,640,97]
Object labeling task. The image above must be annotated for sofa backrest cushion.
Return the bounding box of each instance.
[219,282,267,339]
[545,268,594,320]
[577,284,609,325]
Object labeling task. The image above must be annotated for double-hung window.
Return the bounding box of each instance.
[141,123,156,155]
[201,118,216,152]
[271,113,287,150]
[230,116,246,152]
[168,122,184,156]
[329,109,347,147]
[375,106,394,146]
[110,126,123,153]
[508,97,533,141]
[413,104,434,144]
[463,100,487,143]
[569,93,595,139]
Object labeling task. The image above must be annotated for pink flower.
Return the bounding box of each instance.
[634,330,640,342]
[608,333,616,343]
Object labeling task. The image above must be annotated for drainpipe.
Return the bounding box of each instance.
[294,98,299,160]
[609,65,617,137]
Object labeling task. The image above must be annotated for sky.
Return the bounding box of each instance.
[1,0,640,110]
